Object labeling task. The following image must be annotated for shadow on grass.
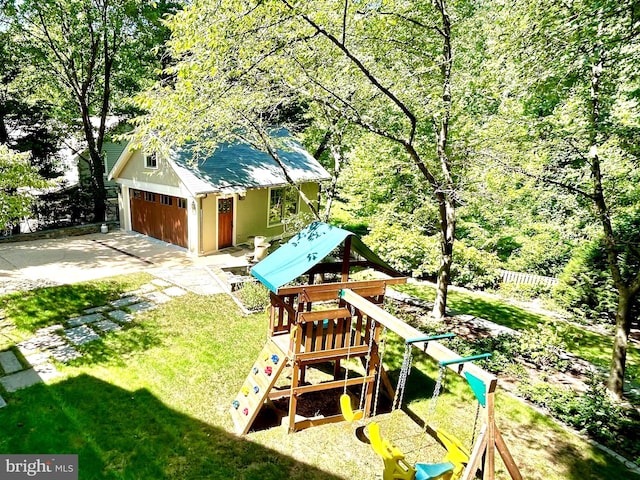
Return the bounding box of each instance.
[0,374,342,480]
[1,282,138,333]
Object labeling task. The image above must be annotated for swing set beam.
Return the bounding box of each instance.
[339,288,523,480]
[339,289,497,391]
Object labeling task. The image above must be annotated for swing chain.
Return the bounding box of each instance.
[343,317,354,396]
[392,342,413,410]
[470,400,481,447]
[372,326,387,417]
[358,318,377,411]
[425,364,446,430]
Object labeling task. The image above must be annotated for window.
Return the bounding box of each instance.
[144,152,158,169]
[268,187,298,226]
[144,192,156,202]
[177,198,187,209]
[132,190,142,200]
[160,195,172,206]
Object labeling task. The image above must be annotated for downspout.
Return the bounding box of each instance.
[199,196,204,255]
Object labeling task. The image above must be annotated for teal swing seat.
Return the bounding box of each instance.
[414,462,455,480]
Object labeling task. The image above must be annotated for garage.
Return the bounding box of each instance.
[130,189,188,248]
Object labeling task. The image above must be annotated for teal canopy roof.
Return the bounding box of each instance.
[251,222,401,293]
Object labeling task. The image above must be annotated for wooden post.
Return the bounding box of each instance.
[341,236,352,282]
[289,360,300,433]
[485,391,496,480]
[363,321,381,417]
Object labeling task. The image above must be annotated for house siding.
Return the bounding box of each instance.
[201,195,217,254]
[118,150,182,190]
[235,182,320,245]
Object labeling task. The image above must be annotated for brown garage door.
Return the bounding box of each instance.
[130,189,188,248]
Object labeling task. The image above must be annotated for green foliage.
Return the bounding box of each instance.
[553,239,617,322]
[554,204,640,323]
[235,281,270,312]
[0,145,48,231]
[519,376,640,461]
[517,325,569,371]
[4,0,178,221]
[364,221,439,278]
[450,242,501,290]
[364,221,500,289]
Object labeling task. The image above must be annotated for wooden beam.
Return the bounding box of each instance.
[295,345,370,363]
[277,278,407,296]
[284,413,348,432]
[495,428,523,480]
[293,375,375,396]
[339,288,497,390]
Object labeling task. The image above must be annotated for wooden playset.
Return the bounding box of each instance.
[229,222,522,480]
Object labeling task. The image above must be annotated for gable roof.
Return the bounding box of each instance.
[251,222,403,293]
[109,130,330,196]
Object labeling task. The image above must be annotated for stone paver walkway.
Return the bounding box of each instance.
[0,280,187,407]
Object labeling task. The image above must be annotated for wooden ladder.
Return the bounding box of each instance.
[230,338,288,435]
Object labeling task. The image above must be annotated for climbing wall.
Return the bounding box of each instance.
[230,338,288,435]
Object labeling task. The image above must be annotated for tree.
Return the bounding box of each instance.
[487,0,640,398]
[0,27,62,182]
[5,0,178,222]
[135,0,488,319]
[0,145,48,230]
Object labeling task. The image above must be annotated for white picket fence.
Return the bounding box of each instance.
[498,269,558,287]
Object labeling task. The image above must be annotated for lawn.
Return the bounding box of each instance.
[0,273,638,479]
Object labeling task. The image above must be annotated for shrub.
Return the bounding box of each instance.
[235,281,270,312]
[450,243,501,290]
[553,239,618,322]
[518,375,640,461]
[517,324,568,371]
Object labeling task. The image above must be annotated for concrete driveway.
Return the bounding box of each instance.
[0,230,251,295]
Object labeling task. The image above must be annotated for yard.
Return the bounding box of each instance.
[0,273,638,479]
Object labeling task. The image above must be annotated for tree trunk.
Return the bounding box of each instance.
[433,196,455,320]
[431,0,455,321]
[321,143,342,222]
[607,289,633,399]
[0,111,8,145]
[79,104,107,222]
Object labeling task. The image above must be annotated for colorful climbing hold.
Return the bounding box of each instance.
[243,407,249,416]
[271,354,279,364]
[232,400,240,410]
[241,386,250,396]
[253,385,259,394]
[265,366,273,376]
[252,367,259,375]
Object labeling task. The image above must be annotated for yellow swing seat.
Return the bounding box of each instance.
[340,393,364,422]
[368,422,470,480]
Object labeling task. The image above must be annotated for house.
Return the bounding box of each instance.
[13,117,127,232]
[75,138,128,220]
[108,132,331,255]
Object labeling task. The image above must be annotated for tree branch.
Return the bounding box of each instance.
[278,0,418,145]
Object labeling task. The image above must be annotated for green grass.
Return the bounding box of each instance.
[394,282,640,383]
[0,274,153,347]
[0,274,638,479]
